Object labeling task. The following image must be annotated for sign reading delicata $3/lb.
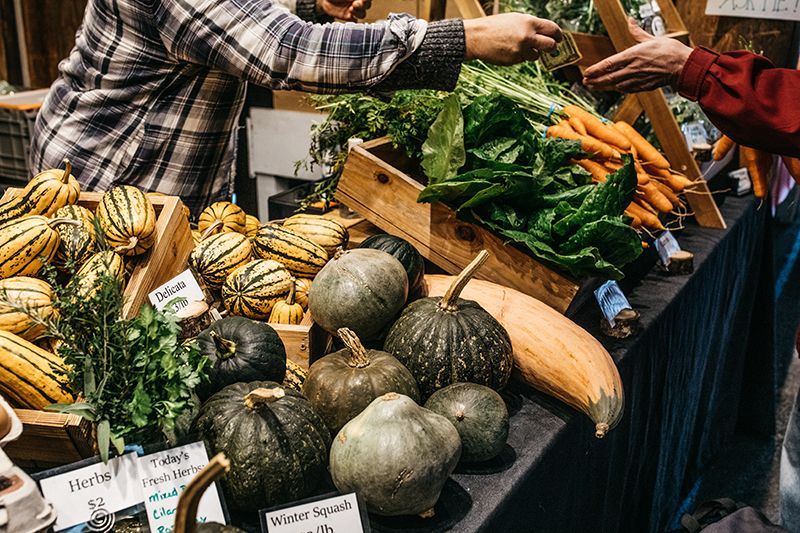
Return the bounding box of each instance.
[706,0,800,22]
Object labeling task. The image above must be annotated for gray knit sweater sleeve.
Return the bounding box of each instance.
[375,19,466,92]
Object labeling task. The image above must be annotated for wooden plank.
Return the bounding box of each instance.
[336,138,580,314]
[655,0,688,33]
[5,409,94,466]
[613,94,644,124]
[272,311,331,370]
[573,32,618,67]
[0,0,22,86]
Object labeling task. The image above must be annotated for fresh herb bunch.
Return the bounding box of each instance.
[495,0,643,34]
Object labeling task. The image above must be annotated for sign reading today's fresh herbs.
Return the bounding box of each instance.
[705,0,800,22]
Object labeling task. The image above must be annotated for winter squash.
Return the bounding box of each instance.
[424,383,508,463]
[71,250,125,298]
[303,328,419,432]
[221,260,293,320]
[0,216,79,279]
[384,251,512,399]
[282,359,307,392]
[198,201,246,237]
[359,234,425,300]
[0,330,74,409]
[95,185,157,256]
[253,225,328,278]
[293,278,312,310]
[0,159,80,223]
[244,214,261,238]
[174,453,246,533]
[53,205,96,270]
[0,277,55,341]
[195,317,287,400]
[189,232,252,288]
[268,281,304,324]
[329,392,460,517]
[308,249,408,341]
[193,382,331,511]
[283,214,348,256]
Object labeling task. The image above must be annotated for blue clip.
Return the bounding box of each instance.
[547,103,558,122]
[231,193,238,205]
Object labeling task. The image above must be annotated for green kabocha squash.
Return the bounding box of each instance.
[195,317,287,400]
[303,328,419,433]
[384,250,513,399]
[189,231,252,288]
[221,259,293,319]
[193,382,331,512]
[308,249,408,342]
[174,453,246,533]
[95,185,157,256]
[424,382,509,463]
[329,392,461,517]
[53,205,96,270]
[359,234,425,300]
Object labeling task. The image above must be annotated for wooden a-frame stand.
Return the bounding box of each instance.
[448,0,727,229]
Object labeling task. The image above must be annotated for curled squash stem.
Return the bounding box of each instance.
[244,387,285,409]
[208,330,237,360]
[286,278,297,305]
[47,218,82,229]
[337,327,371,368]
[439,250,490,312]
[174,453,230,533]
[61,159,72,183]
[200,219,224,241]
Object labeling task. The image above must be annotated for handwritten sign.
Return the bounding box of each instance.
[706,0,800,22]
[138,441,226,533]
[38,453,143,531]
[260,493,367,533]
[654,231,682,266]
[148,269,205,313]
[594,280,632,328]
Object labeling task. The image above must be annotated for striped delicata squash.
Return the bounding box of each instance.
[0,216,80,279]
[293,278,312,310]
[96,185,157,256]
[244,214,261,238]
[222,259,293,320]
[53,205,96,270]
[71,250,126,298]
[282,214,348,256]
[253,225,328,278]
[0,277,55,341]
[198,201,246,237]
[189,231,252,288]
[0,329,74,409]
[0,159,80,223]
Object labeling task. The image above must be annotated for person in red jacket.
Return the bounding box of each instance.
[582,18,800,158]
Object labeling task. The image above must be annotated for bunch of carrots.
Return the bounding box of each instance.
[547,105,694,233]
[713,135,800,199]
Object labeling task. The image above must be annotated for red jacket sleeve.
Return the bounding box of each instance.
[677,47,800,158]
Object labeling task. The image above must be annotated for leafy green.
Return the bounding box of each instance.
[421,95,466,184]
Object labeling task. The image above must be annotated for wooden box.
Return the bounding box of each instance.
[273,311,332,371]
[5,409,94,468]
[336,137,581,314]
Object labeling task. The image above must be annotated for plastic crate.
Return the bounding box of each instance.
[0,106,37,184]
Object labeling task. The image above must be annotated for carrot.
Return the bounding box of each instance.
[782,156,800,185]
[651,179,682,207]
[624,208,642,229]
[563,105,632,150]
[635,198,658,215]
[568,116,587,135]
[644,164,671,180]
[628,201,665,230]
[712,135,736,161]
[574,159,609,183]
[613,121,670,169]
[666,173,693,193]
[640,183,674,213]
[602,160,649,185]
[740,146,772,199]
[547,125,620,160]
[558,119,576,133]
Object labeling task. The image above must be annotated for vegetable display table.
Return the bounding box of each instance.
[369,195,773,533]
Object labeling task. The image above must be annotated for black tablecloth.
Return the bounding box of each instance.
[371,196,773,533]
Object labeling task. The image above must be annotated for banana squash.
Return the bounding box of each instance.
[198,202,246,237]
[189,232,252,288]
[222,259,293,320]
[0,277,55,341]
[0,216,78,279]
[0,159,80,223]
[282,214,348,256]
[53,205,96,270]
[0,329,74,409]
[96,185,157,256]
[253,225,328,278]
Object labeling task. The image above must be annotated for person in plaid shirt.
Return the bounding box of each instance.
[30,0,562,214]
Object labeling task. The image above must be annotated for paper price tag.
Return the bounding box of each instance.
[729,167,752,196]
[682,121,709,150]
[260,492,368,533]
[594,280,632,328]
[38,453,143,531]
[654,231,681,266]
[148,269,205,313]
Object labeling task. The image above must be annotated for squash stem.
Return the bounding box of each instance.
[173,453,230,533]
[337,327,371,368]
[47,218,83,229]
[439,250,489,312]
[113,236,139,254]
[286,279,297,305]
[61,159,72,183]
[208,330,237,360]
[595,422,609,439]
[200,219,224,241]
[244,387,285,409]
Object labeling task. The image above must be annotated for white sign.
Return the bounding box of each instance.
[261,493,365,533]
[594,280,632,328]
[138,441,226,533]
[706,0,800,22]
[148,269,205,313]
[729,167,753,195]
[654,231,682,266]
[39,453,143,531]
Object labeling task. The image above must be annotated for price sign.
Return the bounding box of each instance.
[705,0,800,22]
[260,492,369,533]
[654,231,682,266]
[729,167,752,196]
[38,453,143,531]
[148,269,205,313]
[594,280,632,328]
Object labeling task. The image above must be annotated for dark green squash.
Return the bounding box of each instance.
[424,382,509,463]
[174,452,246,533]
[308,248,408,341]
[329,392,461,517]
[193,382,331,512]
[359,234,425,300]
[195,317,287,400]
[303,328,420,433]
[384,250,513,399]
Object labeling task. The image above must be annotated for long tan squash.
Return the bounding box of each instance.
[426,275,623,438]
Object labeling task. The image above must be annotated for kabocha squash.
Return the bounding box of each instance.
[196,317,287,400]
[304,328,419,433]
[309,249,408,341]
[294,277,312,310]
[222,259,293,319]
[0,329,73,409]
[0,277,54,341]
[282,214,348,256]
[268,281,304,324]
[384,251,513,399]
[96,185,157,256]
[193,382,331,512]
[282,358,307,392]
[0,159,80,223]
[426,275,624,438]
[53,205,96,270]
[253,225,328,278]
[189,232,252,288]
[329,392,461,517]
[244,214,261,238]
[424,383,508,463]
[71,250,125,298]
[0,216,78,279]
[198,201,246,237]
[359,234,425,300]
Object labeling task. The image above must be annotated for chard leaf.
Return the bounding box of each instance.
[421,94,465,184]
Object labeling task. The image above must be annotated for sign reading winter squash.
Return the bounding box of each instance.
[705,0,800,22]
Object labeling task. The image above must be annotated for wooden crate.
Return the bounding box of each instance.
[5,409,94,468]
[272,311,332,371]
[336,137,581,314]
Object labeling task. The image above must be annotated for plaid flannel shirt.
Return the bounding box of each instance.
[29,0,465,214]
